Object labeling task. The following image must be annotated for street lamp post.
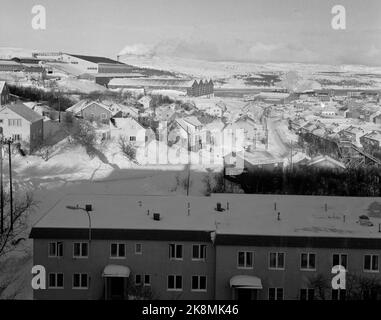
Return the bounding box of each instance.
[66,205,93,244]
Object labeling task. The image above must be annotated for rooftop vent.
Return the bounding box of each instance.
[153,213,161,221]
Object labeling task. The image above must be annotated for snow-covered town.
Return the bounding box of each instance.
[0,0,381,305]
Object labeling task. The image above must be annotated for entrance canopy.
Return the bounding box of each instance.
[230,275,262,289]
[102,265,131,278]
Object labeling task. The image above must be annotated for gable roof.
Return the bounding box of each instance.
[67,100,112,115]
[308,155,346,169]
[0,81,6,93]
[2,102,43,123]
[67,54,124,65]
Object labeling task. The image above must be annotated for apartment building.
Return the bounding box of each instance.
[30,194,381,300]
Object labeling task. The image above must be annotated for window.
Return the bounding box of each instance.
[12,134,21,141]
[269,252,285,270]
[48,242,63,257]
[332,289,346,301]
[73,273,88,289]
[129,136,136,142]
[192,245,206,261]
[300,288,315,300]
[364,254,379,272]
[237,251,253,269]
[169,244,183,260]
[268,288,284,300]
[191,276,207,291]
[135,274,142,286]
[167,275,182,291]
[73,242,89,258]
[48,273,64,289]
[110,243,126,258]
[144,275,151,286]
[333,254,348,269]
[300,253,316,270]
[8,119,21,126]
[135,243,142,255]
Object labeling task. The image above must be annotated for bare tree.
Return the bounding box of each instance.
[70,120,97,156]
[126,278,154,300]
[307,273,330,300]
[118,136,136,161]
[346,273,381,300]
[0,193,36,258]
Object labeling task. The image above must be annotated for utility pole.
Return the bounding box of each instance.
[186,127,191,196]
[8,140,13,231]
[0,137,3,234]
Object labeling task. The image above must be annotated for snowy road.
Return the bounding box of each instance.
[266,117,292,158]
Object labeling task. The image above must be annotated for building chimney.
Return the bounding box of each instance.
[85,204,92,212]
[153,213,160,221]
[147,209,150,216]
[216,202,224,212]
[227,202,230,211]
[274,202,277,211]
[117,55,120,62]
[324,203,328,212]
[187,202,190,216]
[277,212,281,221]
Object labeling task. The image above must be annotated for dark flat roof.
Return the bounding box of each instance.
[68,54,124,65]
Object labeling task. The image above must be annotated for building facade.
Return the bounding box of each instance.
[30,194,381,300]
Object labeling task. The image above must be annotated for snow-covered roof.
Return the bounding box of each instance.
[109,78,196,88]
[1,102,43,123]
[362,130,381,142]
[67,100,114,115]
[308,155,346,169]
[31,193,381,239]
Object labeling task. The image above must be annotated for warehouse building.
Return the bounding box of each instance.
[30,194,381,300]
[109,78,214,97]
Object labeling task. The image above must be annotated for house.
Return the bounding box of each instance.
[168,116,203,150]
[307,155,346,170]
[110,117,153,147]
[0,102,43,152]
[320,105,338,117]
[66,100,117,123]
[338,126,365,146]
[30,193,381,300]
[138,96,153,110]
[254,92,292,105]
[23,102,54,118]
[155,104,177,121]
[0,81,10,106]
[370,111,381,124]
[104,102,139,119]
[224,116,264,150]
[360,131,381,155]
[224,150,283,175]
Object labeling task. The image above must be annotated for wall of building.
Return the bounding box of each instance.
[215,245,381,300]
[33,239,215,300]
[29,119,44,151]
[79,103,112,123]
[0,108,31,143]
[61,54,98,74]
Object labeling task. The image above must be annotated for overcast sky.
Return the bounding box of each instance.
[1,0,381,65]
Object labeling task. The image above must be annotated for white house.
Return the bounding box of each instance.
[0,102,43,152]
[138,96,153,110]
[168,116,203,150]
[110,117,154,147]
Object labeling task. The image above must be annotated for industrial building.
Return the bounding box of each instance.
[109,78,214,97]
[30,194,381,300]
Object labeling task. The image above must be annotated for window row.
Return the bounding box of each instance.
[48,273,89,289]
[167,275,207,292]
[49,242,207,260]
[48,242,143,258]
[268,288,347,300]
[237,251,379,272]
